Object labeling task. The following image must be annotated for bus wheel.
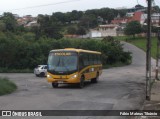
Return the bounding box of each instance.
[91,73,99,83]
[52,83,58,88]
[79,76,84,88]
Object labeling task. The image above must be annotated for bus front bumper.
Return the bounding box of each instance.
[46,73,80,84]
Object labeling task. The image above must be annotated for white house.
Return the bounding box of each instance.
[25,21,38,27]
[99,24,119,37]
[89,29,102,38]
[89,24,120,38]
[151,13,160,27]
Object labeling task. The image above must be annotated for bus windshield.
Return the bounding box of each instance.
[47,52,78,74]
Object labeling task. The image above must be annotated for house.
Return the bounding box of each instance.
[25,20,38,27]
[17,18,27,25]
[17,15,36,26]
[89,24,120,38]
[99,25,119,37]
[89,29,102,38]
[151,13,160,27]
[111,11,147,25]
[111,17,129,24]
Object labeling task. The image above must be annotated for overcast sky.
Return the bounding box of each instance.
[0,0,159,16]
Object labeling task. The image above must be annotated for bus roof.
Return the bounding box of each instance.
[50,48,101,54]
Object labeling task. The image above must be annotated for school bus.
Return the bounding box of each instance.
[47,48,102,88]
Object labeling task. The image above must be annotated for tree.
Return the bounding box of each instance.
[124,21,142,38]
[70,10,83,21]
[67,26,77,34]
[98,8,118,23]
[52,12,65,24]
[76,27,86,36]
[78,14,98,30]
[153,6,160,13]
[1,12,17,32]
[0,20,6,32]
[118,9,127,17]
[30,26,41,40]
[37,15,63,39]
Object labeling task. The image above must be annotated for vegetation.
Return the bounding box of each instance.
[124,21,142,38]
[0,33,132,71]
[0,77,17,96]
[116,36,158,59]
[0,9,128,39]
[0,13,132,72]
[36,15,63,39]
[127,37,158,59]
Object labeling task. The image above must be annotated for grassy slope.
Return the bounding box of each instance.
[0,77,17,96]
[116,36,158,59]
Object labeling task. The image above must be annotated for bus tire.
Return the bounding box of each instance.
[91,73,99,83]
[52,83,58,88]
[79,76,85,88]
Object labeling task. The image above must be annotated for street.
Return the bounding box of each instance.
[0,42,154,119]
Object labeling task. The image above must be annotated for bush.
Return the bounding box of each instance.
[101,36,132,65]
[0,77,17,96]
[0,33,132,71]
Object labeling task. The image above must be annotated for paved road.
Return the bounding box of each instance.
[0,42,155,119]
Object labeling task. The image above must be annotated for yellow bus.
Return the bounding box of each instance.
[47,48,102,88]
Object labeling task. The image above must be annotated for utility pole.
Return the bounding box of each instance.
[146,0,152,101]
[155,35,159,80]
[155,14,160,80]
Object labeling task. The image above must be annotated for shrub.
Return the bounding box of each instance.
[101,36,132,65]
[0,33,132,71]
[0,77,17,96]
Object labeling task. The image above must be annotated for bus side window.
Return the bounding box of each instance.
[89,54,94,65]
[98,55,101,64]
[88,54,91,65]
[89,54,91,65]
[100,55,102,64]
[96,55,99,64]
[94,55,98,65]
[84,53,89,66]
[79,54,84,70]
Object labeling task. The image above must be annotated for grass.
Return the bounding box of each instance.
[103,62,131,69]
[0,68,33,73]
[0,77,17,96]
[116,36,158,59]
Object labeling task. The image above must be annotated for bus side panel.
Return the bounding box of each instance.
[79,65,102,81]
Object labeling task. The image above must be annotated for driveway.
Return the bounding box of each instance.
[0,42,155,119]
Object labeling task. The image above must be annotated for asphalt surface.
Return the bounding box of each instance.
[0,42,153,119]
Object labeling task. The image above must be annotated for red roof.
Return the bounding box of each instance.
[111,18,128,24]
[111,11,143,24]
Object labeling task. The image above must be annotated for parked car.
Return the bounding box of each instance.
[34,65,47,77]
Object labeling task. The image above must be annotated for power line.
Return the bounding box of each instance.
[0,0,82,12]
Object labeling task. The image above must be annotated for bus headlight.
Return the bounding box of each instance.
[70,74,77,79]
[47,74,52,78]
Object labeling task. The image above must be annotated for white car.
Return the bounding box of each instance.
[34,65,47,77]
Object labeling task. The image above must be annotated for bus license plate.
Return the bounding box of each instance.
[58,81,63,84]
